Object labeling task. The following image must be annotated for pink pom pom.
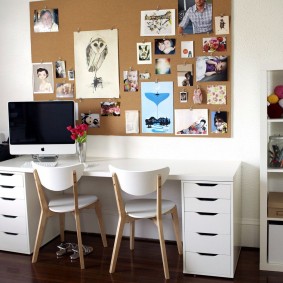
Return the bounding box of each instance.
[274,85,283,99]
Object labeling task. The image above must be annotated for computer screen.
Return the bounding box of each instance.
[8,101,76,156]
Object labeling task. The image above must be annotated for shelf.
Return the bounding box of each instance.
[267,168,283,172]
[268,119,283,123]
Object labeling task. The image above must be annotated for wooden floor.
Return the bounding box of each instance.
[0,232,283,283]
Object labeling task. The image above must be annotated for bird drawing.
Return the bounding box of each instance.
[86,37,108,91]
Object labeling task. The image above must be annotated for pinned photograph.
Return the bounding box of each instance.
[100,101,120,116]
[177,64,193,87]
[175,109,208,135]
[137,42,152,64]
[155,58,171,74]
[68,70,75,80]
[180,91,188,103]
[202,37,227,53]
[55,60,66,78]
[32,62,54,94]
[155,38,176,55]
[215,16,230,35]
[140,9,175,36]
[56,83,74,98]
[139,72,151,80]
[178,0,212,34]
[181,41,194,58]
[196,56,228,82]
[34,9,59,32]
[123,70,138,92]
[81,113,100,128]
[211,111,228,133]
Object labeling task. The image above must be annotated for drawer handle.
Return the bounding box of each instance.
[197,212,217,216]
[1,197,16,201]
[196,183,217,187]
[0,185,15,189]
[2,215,17,219]
[197,198,217,202]
[197,232,217,236]
[0,173,14,176]
[4,232,18,236]
[198,253,218,257]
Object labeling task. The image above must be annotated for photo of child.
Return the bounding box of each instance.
[124,70,138,92]
[196,56,228,82]
[177,64,193,86]
[211,111,228,133]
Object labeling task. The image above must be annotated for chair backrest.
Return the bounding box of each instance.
[32,162,84,191]
[109,165,170,196]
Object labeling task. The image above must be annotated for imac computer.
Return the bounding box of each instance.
[8,101,76,161]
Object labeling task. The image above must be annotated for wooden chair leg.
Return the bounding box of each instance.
[59,214,65,243]
[74,211,85,269]
[32,212,48,263]
[109,217,126,273]
[130,220,135,250]
[156,218,170,280]
[171,206,183,255]
[94,200,108,247]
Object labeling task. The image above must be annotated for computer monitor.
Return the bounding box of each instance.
[8,101,76,159]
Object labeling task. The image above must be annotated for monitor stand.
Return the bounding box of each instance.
[32,155,59,162]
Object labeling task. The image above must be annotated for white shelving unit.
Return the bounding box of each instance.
[260,69,283,272]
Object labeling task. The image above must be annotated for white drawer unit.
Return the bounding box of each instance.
[182,179,241,278]
[0,171,59,254]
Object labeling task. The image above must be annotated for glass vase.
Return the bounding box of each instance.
[77,142,87,163]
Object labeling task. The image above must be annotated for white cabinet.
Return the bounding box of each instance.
[0,171,59,254]
[182,178,241,278]
[260,69,283,272]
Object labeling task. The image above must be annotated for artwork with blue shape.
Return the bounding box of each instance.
[141,81,173,133]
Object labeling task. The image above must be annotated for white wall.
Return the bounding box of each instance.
[2,0,283,247]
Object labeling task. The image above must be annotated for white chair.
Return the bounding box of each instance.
[109,165,183,279]
[31,162,108,269]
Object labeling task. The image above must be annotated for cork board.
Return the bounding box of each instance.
[30,0,232,137]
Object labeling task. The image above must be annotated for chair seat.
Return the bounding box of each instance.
[125,198,175,218]
[49,194,98,213]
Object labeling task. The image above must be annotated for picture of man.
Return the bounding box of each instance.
[178,0,212,34]
[34,9,59,33]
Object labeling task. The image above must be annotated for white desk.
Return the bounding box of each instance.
[0,155,241,278]
[0,155,240,181]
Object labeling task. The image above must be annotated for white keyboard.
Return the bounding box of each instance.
[21,161,58,168]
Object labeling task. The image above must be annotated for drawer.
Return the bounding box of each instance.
[184,232,230,255]
[0,214,27,234]
[185,211,230,234]
[0,186,25,199]
[182,182,231,199]
[184,197,230,213]
[0,231,29,254]
[184,251,231,277]
[0,172,24,187]
[0,198,26,216]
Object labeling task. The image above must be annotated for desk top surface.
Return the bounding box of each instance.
[0,155,241,182]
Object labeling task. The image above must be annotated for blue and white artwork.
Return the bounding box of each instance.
[141,81,173,134]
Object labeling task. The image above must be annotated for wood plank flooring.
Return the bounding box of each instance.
[0,232,282,283]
